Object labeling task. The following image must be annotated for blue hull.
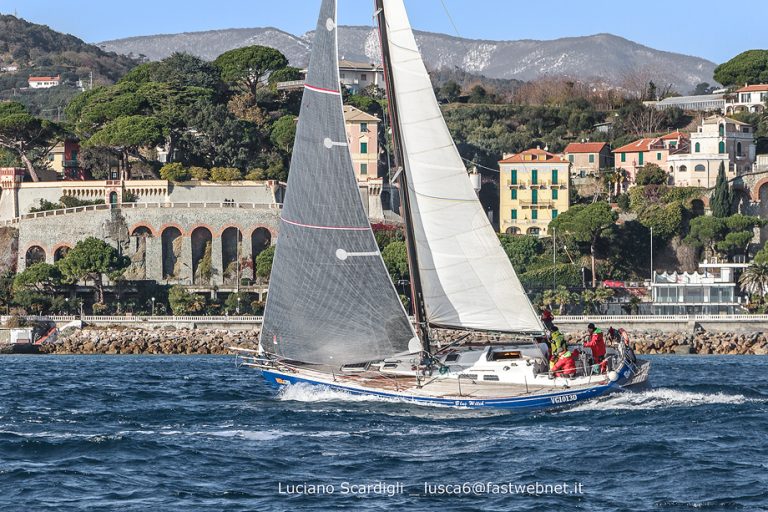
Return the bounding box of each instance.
[259,364,637,410]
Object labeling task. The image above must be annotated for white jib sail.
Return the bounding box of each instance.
[382,0,544,334]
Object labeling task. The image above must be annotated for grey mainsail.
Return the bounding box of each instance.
[260,0,415,366]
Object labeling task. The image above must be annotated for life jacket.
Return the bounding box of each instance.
[550,331,566,354]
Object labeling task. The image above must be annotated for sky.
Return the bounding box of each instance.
[1,0,765,64]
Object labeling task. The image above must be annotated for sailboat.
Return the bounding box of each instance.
[233,0,650,409]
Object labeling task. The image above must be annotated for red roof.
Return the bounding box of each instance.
[660,130,688,140]
[28,75,60,81]
[564,142,607,154]
[735,84,768,93]
[612,137,662,153]
[499,148,568,164]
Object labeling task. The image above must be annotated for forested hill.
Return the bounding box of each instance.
[0,14,139,115]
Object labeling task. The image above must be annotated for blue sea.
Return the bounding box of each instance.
[1,355,767,511]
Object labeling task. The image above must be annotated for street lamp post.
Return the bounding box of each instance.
[151,297,156,316]
[236,297,241,315]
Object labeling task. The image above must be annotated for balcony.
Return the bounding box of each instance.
[519,201,554,209]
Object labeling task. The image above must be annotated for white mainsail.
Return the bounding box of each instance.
[381,0,544,334]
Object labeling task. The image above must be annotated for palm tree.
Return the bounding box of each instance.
[545,285,577,315]
[739,263,768,306]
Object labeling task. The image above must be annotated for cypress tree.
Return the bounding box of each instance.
[710,161,731,218]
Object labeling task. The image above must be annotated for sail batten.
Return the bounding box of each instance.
[260,0,415,366]
[381,0,545,335]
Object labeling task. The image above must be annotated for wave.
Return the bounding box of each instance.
[276,382,402,404]
[566,388,758,412]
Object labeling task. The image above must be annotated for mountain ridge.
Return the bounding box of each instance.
[97,27,717,93]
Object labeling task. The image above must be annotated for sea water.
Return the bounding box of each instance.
[1,355,767,511]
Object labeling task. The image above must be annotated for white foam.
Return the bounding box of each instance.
[566,388,754,412]
[277,383,399,404]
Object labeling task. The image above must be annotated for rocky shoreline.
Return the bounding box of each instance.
[31,326,768,356]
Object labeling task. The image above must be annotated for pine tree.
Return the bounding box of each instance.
[710,161,732,218]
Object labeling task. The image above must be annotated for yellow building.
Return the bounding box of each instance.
[499,148,570,236]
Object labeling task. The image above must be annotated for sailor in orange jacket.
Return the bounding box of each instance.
[584,322,606,363]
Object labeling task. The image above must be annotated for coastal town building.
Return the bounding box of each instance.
[652,94,725,112]
[564,142,612,178]
[612,132,688,188]
[667,116,755,188]
[46,140,81,179]
[338,60,384,94]
[651,258,748,315]
[498,148,570,237]
[28,75,60,89]
[343,105,379,180]
[724,84,768,114]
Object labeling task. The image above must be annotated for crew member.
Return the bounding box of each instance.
[541,306,556,331]
[584,322,606,363]
[549,327,567,356]
[551,346,576,378]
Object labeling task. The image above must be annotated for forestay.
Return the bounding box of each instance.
[260,0,415,365]
[381,0,544,334]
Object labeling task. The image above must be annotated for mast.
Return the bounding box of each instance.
[374,0,430,352]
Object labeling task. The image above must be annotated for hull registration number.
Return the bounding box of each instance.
[551,394,578,404]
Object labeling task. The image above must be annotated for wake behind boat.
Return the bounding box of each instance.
[232,0,649,410]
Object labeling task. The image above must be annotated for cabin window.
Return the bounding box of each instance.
[444,353,460,363]
[483,375,500,381]
[489,350,522,361]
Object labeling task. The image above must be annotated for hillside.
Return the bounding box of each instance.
[0,14,139,115]
[99,27,717,93]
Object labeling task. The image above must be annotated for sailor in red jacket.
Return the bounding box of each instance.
[551,346,576,378]
[584,322,606,363]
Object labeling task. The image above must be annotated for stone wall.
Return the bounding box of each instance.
[0,226,18,273]
[16,204,280,287]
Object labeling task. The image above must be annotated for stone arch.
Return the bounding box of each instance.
[127,226,154,280]
[694,164,705,172]
[109,191,118,204]
[25,245,46,267]
[505,226,520,235]
[690,199,705,217]
[680,165,688,173]
[221,226,243,285]
[527,227,540,236]
[53,245,71,262]
[251,227,272,271]
[161,226,182,280]
[191,226,213,285]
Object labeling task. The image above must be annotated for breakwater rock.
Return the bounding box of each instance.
[37,327,768,356]
[41,327,260,355]
[558,330,768,355]
[431,328,768,356]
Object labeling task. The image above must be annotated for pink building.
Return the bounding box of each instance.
[343,105,379,181]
